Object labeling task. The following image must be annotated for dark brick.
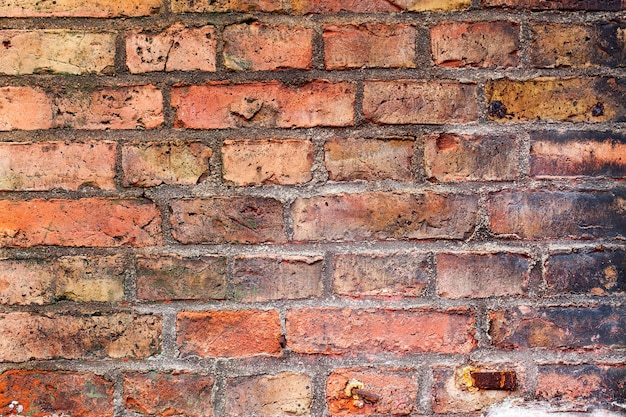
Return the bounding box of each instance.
[537,365,625,403]
[483,0,625,10]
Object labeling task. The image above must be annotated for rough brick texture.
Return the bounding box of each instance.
[0,0,162,17]
[536,365,625,404]
[292,0,471,13]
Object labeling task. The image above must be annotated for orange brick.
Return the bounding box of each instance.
[293,0,471,13]
[172,0,281,13]
[536,365,625,405]
[483,0,624,10]
[0,87,53,130]
[0,0,162,17]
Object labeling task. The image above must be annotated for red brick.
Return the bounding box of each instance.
[124,372,214,417]
[292,192,478,242]
[363,80,478,124]
[0,311,161,361]
[171,0,281,13]
[177,310,282,358]
[488,190,626,240]
[431,21,519,68]
[0,371,113,417]
[0,0,162,17]
[482,0,625,10]
[222,139,313,186]
[224,23,313,71]
[0,141,116,191]
[536,365,625,404]
[170,197,285,244]
[0,198,161,248]
[323,23,416,70]
[126,24,216,73]
[172,81,355,129]
[293,0,471,13]
[286,308,476,355]
[0,87,53,131]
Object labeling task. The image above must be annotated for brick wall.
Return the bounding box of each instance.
[0,0,624,416]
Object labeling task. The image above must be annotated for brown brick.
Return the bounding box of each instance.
[436,252,531,299]
[326,368,418,416]
[225,373,312,416]
[333,253,429,298]
[222,139,313,186]
[0,87,53,131]
[536,365,625,404]
[431,21,519,68]
[172,0,281,13]
[293,0,471,13]
[0,30,115,75]
[363,80,478,124]
[482,0,625,10]
[0,371,113,417]
[489,305,625,350]
[286,308,476,355]
[488,190,626,240]
[0,312,161,362]
[232,255,323,302]
[224,23,313,71]
[137,255,227,301]
[177,310,282,358]
[126,24,216,73]
[122,141,212,186]
[0,198,161,248]
[323,23,416,70]
[170,197,285,244]
[172,81,355,129]
[292,192,478,242]
[424,133,519,182]
[124,372,214,417]
[0,0,161,17]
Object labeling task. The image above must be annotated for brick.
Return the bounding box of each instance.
[172,0,281,13]
[485,77,626,123]
[323,23,416,70]
[0,30,115,75]
[222,139,313,186]
[0,87,53,130]
[0,198,162,248]
[333,253,429,298]
[431,21,519,68]
[225,373,312,416]
[482,0,625,11]
[0,371,113,417]
[126,24,216,73]
[170,197,285,244]
[177,310,282,358]
[136,255,227,301]
[232,255,323,302]
[292,192,478,242]
[530,131,626,178]
[0,311,161,362]
[172,81,355,129]
[0,0,161,17]
[124,372,214,417]
[326,368,418,416]
[224,23,313,71]
[545,249,625,296]
[363,80,478,125]
[536,365,625,404]
[293,0,471,13]
[325,138,414,182]
[424,133,519,182]
[489,305,626,350]
[488,190,626,240]
[122,141,212,186]
[436,252,531,299]
[286,308,476,355]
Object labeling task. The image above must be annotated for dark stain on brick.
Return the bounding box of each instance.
[487,100,507,118]
[2,40,11,48]
[591,102,604,116]
[484,0,624,11]
[597,23,626,67]
[538,365,626,402]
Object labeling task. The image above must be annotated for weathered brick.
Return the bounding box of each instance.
[225,373,312,416]
[482,0,625,11]
[177,310,282,358]
[292,192,478,242]
[170,197,285,244]
[536,365,625,404]
[0,198,161,248]
[0,371,113,417]
[489,305,626,350]
[333,252,429,298]
[363,80,478,124]
[424,133,519,182]
[488,190,626,240]
[172,81,355,129]
[224,23,313,71]
[323,23,416,70]
[136,255,226,301]
[0,312,161,362]
[0,0,162,17]
[436,252,531,299]
[126,24,216,73]
[286,308,476,355]
[0,87,53,130]
[232,255,323,302]
[124,372,214,417]
[326,368,418,416]
[122,141,212,186]
[222,139,313,186]
[172,0,281,13]
[431,21,519,68]
[293,0,471,13]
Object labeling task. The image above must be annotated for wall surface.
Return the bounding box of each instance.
[0,0,624,416]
